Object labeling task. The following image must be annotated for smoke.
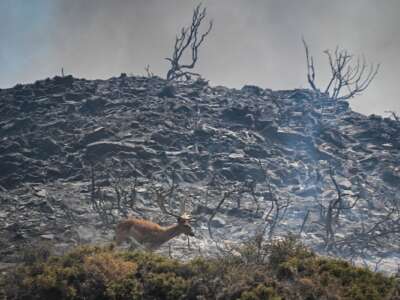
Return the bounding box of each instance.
[0,0,399,115]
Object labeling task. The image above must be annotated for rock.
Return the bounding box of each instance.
[0,153,36,176]
[26,198,54,213]
[275,128,311,145]
[79,127,113,145]
[319,129,346,148]
[134,145,158,159]
[173,104,192,115]
[220,163,265,181]
[209,217,226,228]
[65,92,87,101]
[158,85,176,98]
[358,155,380,171]
[336,177,353,190]
[228,153,244,159]
[53,75,74,87]
[46,166,63,178]
[33,137,62,156]
[85,141,157,160]
[241,85,263,96]
[65,102,76,113]
[288,90,313,101]
[221,106,254,125]
[151,131,174,145]
[85,141,135,158]
[336,100,350,112]
[40,234,55,240]
[45,85,66,94]
[131,87,147,95]
[1,117,32,133]
[244,144,269,158]
[295,186,320,197]
[0,140,22,155]
[382,169,400,187]
[80,96,107,113]
[0,174,22,189]
[193,124,216,139]
[14,88,34,98]
[255,118,276,131]
[369,114,383,121]
[34,189,47,198]
[130,121,140,128]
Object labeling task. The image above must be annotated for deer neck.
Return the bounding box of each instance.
[159,224,182,244]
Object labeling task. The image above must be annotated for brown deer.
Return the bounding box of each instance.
[115,184,194,250]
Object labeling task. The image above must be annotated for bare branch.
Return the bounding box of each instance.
[302,39,379,100]
[166,4,213,81]
[385,110,400,122]
[302,38,317,91]
[207,187,237,239]
[144,65,154,78]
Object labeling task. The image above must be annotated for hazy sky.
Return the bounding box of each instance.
[1,0,399,116]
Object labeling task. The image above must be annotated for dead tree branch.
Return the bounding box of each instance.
[87,159,142,225]
[385,110,400,122]
[144,64,154,78]
[302,38,379,100]
[315,164,360,250]
[207,185,238,239]
[166,4,213,81]
[302,38,317,91]
[335,207,400,260]
[256,159,291,239]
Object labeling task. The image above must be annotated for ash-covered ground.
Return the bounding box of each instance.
[0,74,399,272]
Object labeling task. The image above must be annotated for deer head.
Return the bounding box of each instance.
[176,213,195,237]
[153,182,195,238]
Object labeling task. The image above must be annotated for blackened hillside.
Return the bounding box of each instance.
[0,74,399,271]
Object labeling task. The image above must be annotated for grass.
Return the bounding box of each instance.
[1,236,399,300]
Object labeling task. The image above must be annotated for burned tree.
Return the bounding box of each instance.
[318,165,360,250]
[385,110,400,122]
[256,160,291,240]
[166,4,213,81]
[87,159,142,225]
[302,38,379,100]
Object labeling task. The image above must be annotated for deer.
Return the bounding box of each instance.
[114,183,195,250]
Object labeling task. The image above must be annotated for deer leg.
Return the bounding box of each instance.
[128,237,146,251]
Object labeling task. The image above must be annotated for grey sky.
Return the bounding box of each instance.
[0,0,399,116]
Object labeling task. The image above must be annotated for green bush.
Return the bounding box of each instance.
[240,284,281,300]
[1,237,399,300]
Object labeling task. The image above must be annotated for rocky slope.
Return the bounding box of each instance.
[0,74,399,272]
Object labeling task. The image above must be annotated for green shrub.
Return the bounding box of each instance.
[315,259,397,300]
[268,235,314,269]
[144,272,188,300]
[2,237,399,300]
[240,284,281,300]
